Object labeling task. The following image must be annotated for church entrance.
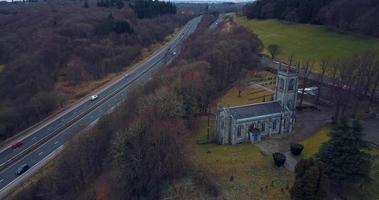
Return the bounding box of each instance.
[248,124,261,143]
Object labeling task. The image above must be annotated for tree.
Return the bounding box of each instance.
[291,158,329,200]
[298,60,313,108]
[318,120,372,188]
[272,152,286,167]
[316,58,328,104]
[267,44,281,60]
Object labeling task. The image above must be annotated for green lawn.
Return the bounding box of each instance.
[301,127,330,158]
[238,17,379,70]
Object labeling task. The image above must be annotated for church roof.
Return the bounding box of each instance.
[227,101,283,120]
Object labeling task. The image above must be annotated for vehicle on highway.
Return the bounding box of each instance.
[124,73,129,78]
[90,95,98,101]
[172,51,177,56]
[11,141,23,149]
[16,164,29,175]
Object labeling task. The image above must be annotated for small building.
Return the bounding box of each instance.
[216,67,298,144]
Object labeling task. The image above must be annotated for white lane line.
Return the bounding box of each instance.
[32,137,36,140]
[0,179,3,183]
[38,152,43,156]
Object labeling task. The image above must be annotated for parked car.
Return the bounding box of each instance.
[11,141,23,149]
[16,164,29,175]
[90,95,98,101]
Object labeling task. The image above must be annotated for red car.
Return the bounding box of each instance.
[11,141,23,149]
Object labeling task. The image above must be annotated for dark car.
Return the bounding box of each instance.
[11,141,23,149]
[16,164,29,175]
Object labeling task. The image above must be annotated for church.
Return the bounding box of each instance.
[216,67,298,144]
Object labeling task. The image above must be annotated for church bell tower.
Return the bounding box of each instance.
[274,65,298,110]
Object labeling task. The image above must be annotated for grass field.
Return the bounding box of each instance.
[301,127,330,158]
[187,117,294,200]
[237,17,379,70]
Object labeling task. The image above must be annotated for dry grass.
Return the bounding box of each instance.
[0,64,4,73]
[214,71,275,111]
[186,117,294,200]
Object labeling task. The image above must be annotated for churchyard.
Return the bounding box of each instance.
[187,116,293,200]
[188,66,379,199]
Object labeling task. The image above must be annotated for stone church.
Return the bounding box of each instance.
[216,67,298,144]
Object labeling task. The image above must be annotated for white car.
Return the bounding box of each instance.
[90,95,98,101]
[172,51,177,56]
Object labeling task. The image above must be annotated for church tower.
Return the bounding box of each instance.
[274,65,298,110]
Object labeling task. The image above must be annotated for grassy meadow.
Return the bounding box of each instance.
[237,17,379,70]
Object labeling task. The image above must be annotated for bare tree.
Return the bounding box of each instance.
[330,59,357,122]
[298,60,313,108]
[317,58,328,104]
[268,44,282,60]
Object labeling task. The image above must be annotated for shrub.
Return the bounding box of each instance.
[272,152,286,167]
[290,143,304,156]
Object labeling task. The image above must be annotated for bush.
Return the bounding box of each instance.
[290,143,304,156]
[272,152,286,167]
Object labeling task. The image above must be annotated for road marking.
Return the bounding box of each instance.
[54,141,59,145]
[38,152,43,156]
[32,137,36,140]
[0,179,3,183]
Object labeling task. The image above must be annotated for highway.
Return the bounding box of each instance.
[0,15,202,197]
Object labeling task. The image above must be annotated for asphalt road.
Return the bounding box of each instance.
[0,15,202,195]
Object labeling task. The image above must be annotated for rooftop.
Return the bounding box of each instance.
[226,101,283,119]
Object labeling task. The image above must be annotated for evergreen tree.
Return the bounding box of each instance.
[318,120,372,186]
[291,158,329,200]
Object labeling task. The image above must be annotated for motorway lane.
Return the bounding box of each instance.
[0,16,202,192]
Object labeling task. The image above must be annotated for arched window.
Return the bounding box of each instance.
[272,120,277,130]
[288,79,295,91]
[287,101,293,109]
[279,78,284,91]
[261,122,265,132]
[237,125,242,137]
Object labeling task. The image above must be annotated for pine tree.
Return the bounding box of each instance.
[291,158,329,200]
[318,120,372,186]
